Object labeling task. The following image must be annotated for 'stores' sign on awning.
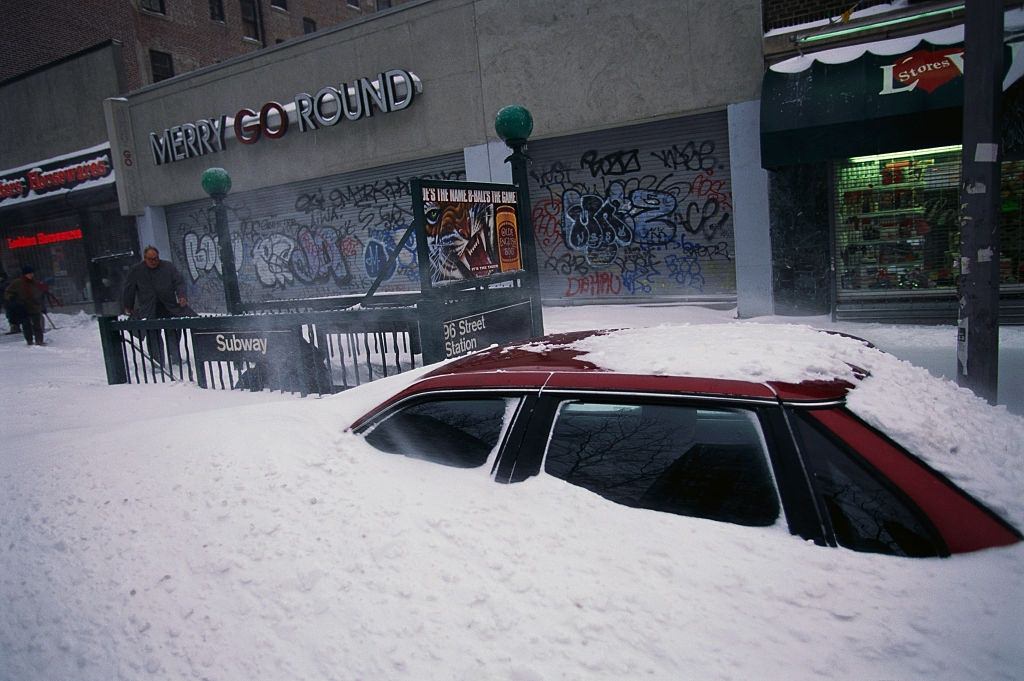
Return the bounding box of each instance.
[761,32,1024,167]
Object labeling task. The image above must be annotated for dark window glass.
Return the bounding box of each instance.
[271,0,288,8]
[239,0,262,40]
[149,50,174,82]
[347,0,360,8]
[140,0,165,14]
[364,398,517,469]
[303,17,317,33]
[793,412,941,557]
[209,0,225,20]
[544,402,780,527]
[377,0,392,9]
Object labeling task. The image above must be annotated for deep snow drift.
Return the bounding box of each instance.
[1,308,1022,681]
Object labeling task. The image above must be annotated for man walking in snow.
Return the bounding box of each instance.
[4,265,46,346]
[122,246,193,364]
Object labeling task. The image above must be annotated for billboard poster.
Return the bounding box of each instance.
[413,180,523,288]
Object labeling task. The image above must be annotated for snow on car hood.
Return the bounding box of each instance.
[565,323,1024,529]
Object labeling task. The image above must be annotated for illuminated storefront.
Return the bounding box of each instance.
[0,144,138,311]
[761,10,1024,322]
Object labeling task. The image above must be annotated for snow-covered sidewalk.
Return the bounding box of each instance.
[1,308,1021,681]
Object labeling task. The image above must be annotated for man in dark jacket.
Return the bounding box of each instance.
[122,246,192,364]
[4,265,46,345]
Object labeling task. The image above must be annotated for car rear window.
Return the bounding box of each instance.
[543,401,781,527]
[363,397,519,469]
[795,408,1021,555]
[792,411,942,557]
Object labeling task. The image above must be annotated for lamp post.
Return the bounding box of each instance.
[495,104,544,337]
[201,167,243,315]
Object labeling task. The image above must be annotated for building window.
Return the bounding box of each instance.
[140,0,166,14]
[271,0,287,9]
[209,0,225,20]
[347,0,360,9]
[149,50,174,82]
[376,0,391,9]
[239,0,263,41]
[303,17,317,33]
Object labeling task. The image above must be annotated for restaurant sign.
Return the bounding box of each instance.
[148,69,421,166]
[0,144,114,208]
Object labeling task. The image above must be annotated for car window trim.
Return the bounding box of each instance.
[352,387,539,434]
[356,389,537,478]
[762,407,830,544]
[527,393,792,530]
[539,387,779,408]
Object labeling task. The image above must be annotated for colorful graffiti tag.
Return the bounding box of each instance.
[530,136,735,299]
[166,167,464,310]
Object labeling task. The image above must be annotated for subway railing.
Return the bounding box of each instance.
[98,308,423,397]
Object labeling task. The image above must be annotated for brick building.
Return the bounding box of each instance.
[0,0,408,313]
[0,0,405,87]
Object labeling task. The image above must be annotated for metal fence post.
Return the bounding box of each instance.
[97,315,128,385]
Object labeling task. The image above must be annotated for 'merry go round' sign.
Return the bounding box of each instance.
[148,69,420,166]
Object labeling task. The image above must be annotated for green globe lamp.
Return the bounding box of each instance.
[494,105,534,145]
[201,167,232,198]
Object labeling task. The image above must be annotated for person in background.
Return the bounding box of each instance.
[4,265,46,346]
[0,269,16,335]
[122,246,193,364]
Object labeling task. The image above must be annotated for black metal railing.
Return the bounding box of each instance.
[99,307,423,397]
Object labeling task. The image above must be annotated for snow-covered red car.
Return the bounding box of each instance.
[351,325,1022,558]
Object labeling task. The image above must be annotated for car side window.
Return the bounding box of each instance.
[792,412,941,557]
[363,397,519,469]
[543,401,781,527]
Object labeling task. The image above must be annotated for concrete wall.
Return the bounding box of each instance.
[728,100,774,318]
[1,42,124,169]
[109,0,764,214]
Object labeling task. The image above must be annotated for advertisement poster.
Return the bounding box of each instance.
[416,182,523,287]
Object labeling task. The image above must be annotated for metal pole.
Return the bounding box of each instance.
[506,138,545,338]
[97,315,127,385]
[956,3,1003,403]
[213,194,243,315]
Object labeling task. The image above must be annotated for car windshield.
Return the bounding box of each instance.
[543,401,782,527]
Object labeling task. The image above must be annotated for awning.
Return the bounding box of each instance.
[761,12,1024,168]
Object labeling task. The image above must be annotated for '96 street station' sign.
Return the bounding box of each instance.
[442,301,533,359]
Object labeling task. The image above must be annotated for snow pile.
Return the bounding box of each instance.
[567,322,873,383]
[1,312,1022,681]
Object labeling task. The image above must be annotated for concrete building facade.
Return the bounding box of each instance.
[105,0,776,315]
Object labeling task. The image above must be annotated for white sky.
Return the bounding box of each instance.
[1,306,1022,681]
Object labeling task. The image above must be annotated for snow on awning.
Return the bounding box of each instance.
[770,8,1024,91]
[760,9,1024,168]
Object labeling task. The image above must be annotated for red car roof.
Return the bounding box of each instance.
[418,330,855,403]
[350,330,861,430]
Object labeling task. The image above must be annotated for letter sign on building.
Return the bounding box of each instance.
[148,69,421,165]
